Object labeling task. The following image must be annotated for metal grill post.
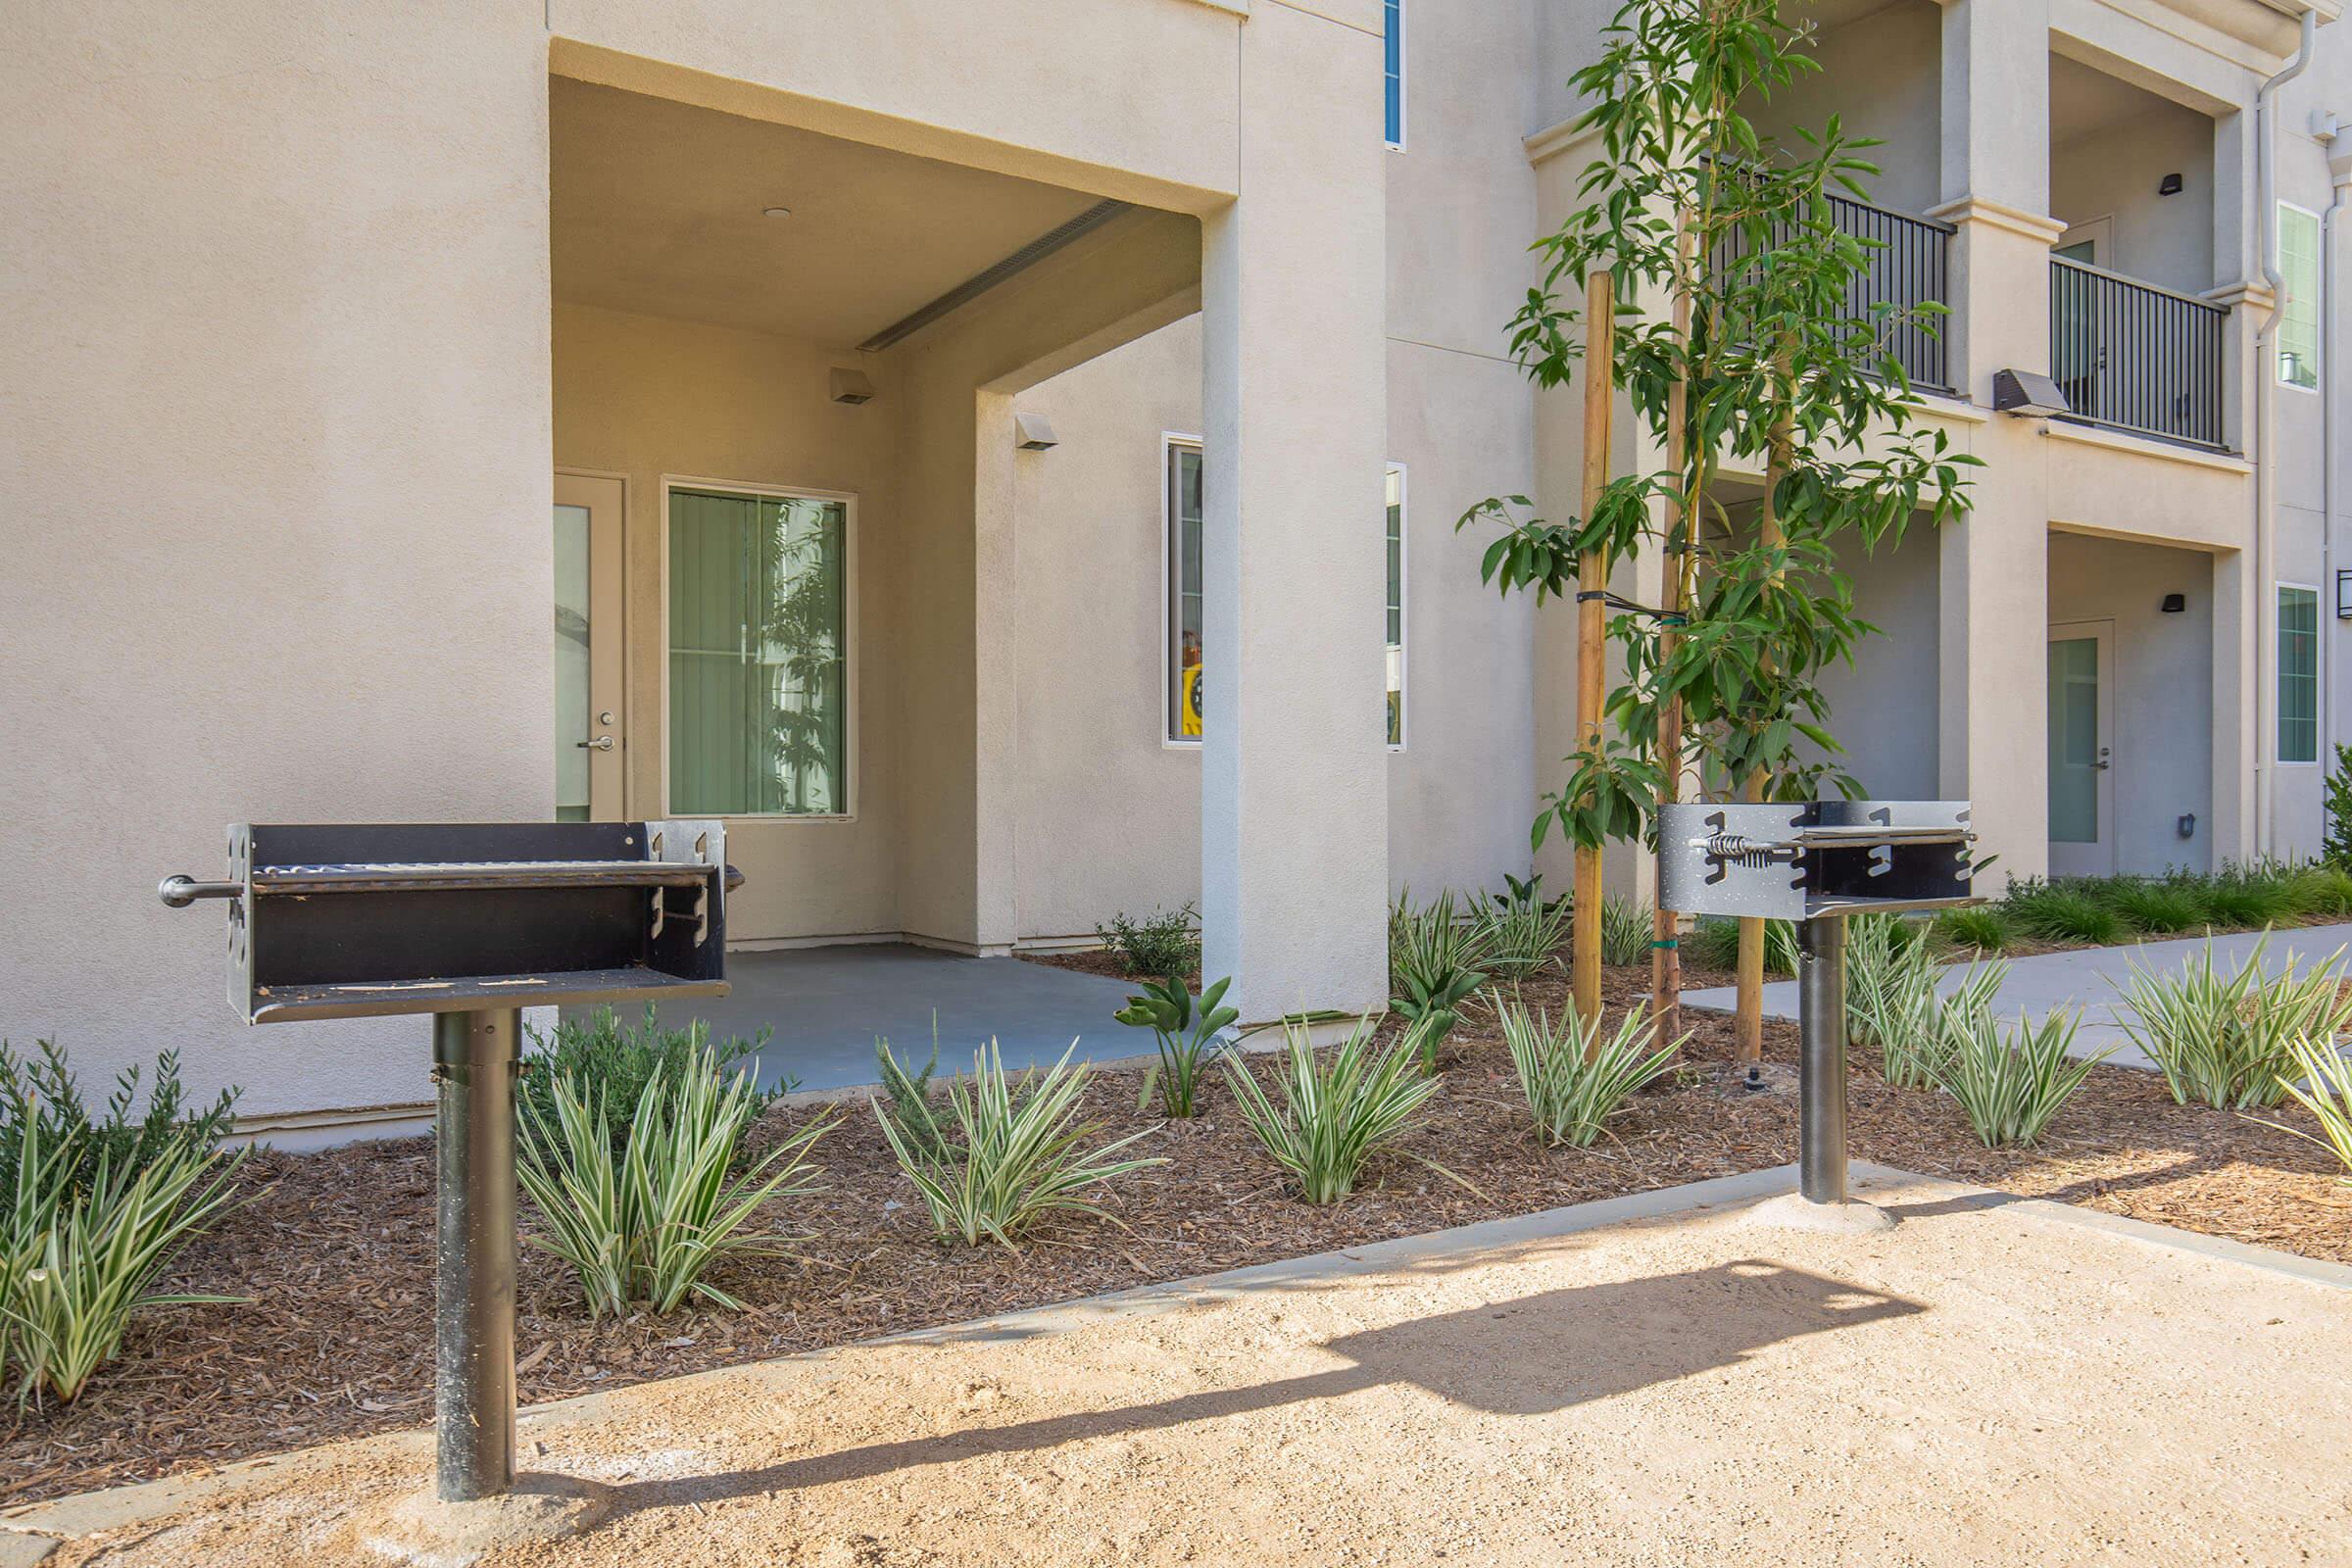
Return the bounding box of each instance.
[1796,916,1848,1205]
[433,1007,519,1502]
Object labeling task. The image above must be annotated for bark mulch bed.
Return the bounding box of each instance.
[5,959,2346,1509]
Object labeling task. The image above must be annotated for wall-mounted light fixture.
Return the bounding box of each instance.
[1012,411,1059,452]
[829,368,875,406]
[2157,172,2183,196]
[1993,368,2071,417]
[2160,593,2186,613]
[2178,812,2196,840]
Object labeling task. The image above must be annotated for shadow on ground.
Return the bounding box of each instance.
[593,1258,1921,1521]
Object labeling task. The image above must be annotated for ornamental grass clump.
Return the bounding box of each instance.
[1390,890,1493,1067]
[2287,863,2352,920]
[2256,1035,2352,1181]
[1597,894,1655,969]
[2110,936,2352,1110]
[877,1042,1161,1248]
[1933,905,2011,955]
[1498,1002,1682,1149]
[1224,1017,1440,1204]
[2005,879,2125,946]
[1928,1006,2107,1149]
[2098,880,2205,935]
[519,1044,827,1316]
[0,1040,246,1405]
[1471,882,1571,979]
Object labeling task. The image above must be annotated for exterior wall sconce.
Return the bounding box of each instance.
[1993,368,2071,417]
[2160,593,2186,613]
[829,368,875,406]
[1012,411,1059,451]
[2157,172,2183,196]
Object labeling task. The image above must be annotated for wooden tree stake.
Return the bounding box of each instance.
[1736,391,1796,1066]
[1573,270,1616,1034]
[1652,220,1696,1040]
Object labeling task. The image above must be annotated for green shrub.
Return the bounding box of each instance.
[1928,1006,2106,1149]
[1933,906,2011,955]
[2193,876,2296,931]
[0,1041,245,1404]
[2111,936,2352,1109]
[2098,880,2206,934]
[2287,864,2352,920]
[1685,917,1796,977]
[522,1006,781,1156]
[874,1033,951,1161]
[2326,744,2352,871]
[2005,880,2126,945]
[520,1044,827,1316]
[2256,1033,2352,1180]
[1390,891,1493,1066]
[0,1040,238,1200]
[1498,1002,1682,1148]
[1114,975,1240,1117]
[877,1042,1160,1248]
[1470,884,1570,979]
[1224,1017,1440,1203]
[1598,895,1655,968]
[1095,903,1200,979]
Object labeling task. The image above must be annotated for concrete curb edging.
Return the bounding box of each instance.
[6,1159,2346,1559]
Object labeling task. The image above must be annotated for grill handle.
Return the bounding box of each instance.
[159,875,240,908]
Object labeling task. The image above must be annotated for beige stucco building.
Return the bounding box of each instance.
[4,0,2348,1135]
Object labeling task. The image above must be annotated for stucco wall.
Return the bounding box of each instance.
[2050,96,2216,295]
[1814,524,1944,801]
[0,1,554,1117]
[2046,530,2216,874]
[1751,0,1946,217]
[551,304,906,943]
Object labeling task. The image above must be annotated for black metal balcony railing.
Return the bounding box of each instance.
[2048,256,2227,450]
[1825,193,1953,393]
[1710,193,1954,392]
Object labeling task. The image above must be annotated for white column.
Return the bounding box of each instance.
[1200,0,1389,1025]
[1931,0,2056,886]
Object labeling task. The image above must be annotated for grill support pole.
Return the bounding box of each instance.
[433,1007,519,1503]
[1796,915,1848,1205]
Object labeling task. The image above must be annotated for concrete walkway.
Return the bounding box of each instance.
[1686,923,2352,1070]
[643,944,1144,1095]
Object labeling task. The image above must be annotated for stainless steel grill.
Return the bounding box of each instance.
[162,818,740,1506]
[1661,800,1980,1215]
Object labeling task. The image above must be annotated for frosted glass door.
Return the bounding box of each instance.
[2047,622,2115,877]
[554,473,626,821]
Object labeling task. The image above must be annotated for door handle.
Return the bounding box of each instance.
[576,736,616,752]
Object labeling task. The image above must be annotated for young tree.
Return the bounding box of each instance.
[1461,0,1978,1054]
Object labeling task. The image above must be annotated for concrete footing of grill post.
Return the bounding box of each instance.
[352,1475,613,1566]
[1746,914,1897,1235]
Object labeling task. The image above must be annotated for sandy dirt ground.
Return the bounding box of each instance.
[24,1170,2351,1568]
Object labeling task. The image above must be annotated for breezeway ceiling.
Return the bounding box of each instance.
[549,77,1105,349]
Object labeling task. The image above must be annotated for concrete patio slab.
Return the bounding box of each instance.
[628,943,1144,1094]
[12,1162,2347,1567]
[1687,922,2352,1070]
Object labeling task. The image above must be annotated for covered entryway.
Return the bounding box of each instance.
[2045,530,2216,875]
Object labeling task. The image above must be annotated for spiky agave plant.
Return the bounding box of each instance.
[2111,937,2352,1109]
[1497,1001,1683,1149]
[1224,1017,1440,1203]
[876,1041,1161,1248]
[1928,1006,2107,1149]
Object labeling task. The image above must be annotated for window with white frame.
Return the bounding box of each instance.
[2278,203,2320,392]
[1384,0,1404,149]
[2278,583,2319,764]
[668,485,850,814]
[1385,465,1406,747]
[1160,445,1406,747]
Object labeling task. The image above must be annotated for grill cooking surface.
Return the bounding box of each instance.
[251,859,711,895]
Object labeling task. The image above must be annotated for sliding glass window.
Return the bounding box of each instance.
[2278,203,2320,392]
[668,486,850,814]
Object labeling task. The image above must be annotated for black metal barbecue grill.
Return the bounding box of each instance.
[162,819,737,1505]
[1660,801,1978,1212]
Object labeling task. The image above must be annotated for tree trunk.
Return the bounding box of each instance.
[1573,270,1616,1036]
[1652,221,1696,1039]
